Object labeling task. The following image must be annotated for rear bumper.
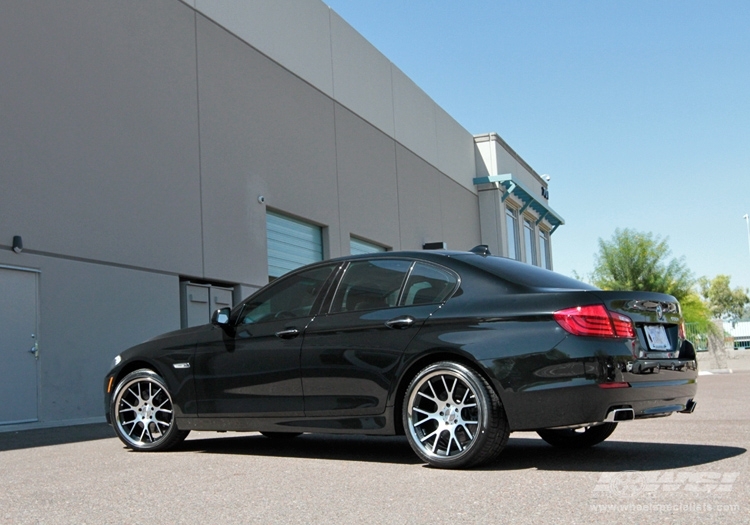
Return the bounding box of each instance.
[501,373,697,431]
[484,349,698,431]
[480,329,699,431]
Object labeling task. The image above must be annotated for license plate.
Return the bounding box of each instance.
[644,324,671,351]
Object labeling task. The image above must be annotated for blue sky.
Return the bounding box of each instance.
[324,0,750,291]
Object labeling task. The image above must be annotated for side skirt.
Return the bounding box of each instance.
[177,414,396,435]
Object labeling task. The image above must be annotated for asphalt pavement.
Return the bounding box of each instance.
[1,372,748,525]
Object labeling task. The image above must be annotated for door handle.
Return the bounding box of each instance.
[29,343,39,359]
[275,328,300,339]
[385,316,415,330]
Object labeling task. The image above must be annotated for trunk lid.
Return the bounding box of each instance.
[590,290,683,358]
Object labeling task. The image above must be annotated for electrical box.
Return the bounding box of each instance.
[180,282,234,328]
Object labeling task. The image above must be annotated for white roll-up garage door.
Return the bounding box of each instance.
[350,237,386,255]
[267,211,323,279]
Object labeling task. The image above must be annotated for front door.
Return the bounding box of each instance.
[193,319,307,417]
[193,263,337,418]
[0,267,39,425]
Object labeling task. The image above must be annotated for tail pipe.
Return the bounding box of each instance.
[604,408,635,422]
[680,399,697,414]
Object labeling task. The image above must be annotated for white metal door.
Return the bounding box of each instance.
[0,267,39,424]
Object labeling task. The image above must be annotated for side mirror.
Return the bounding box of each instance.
[211,307,231,326]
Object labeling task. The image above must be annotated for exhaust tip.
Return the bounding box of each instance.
[680,400,697,414]
[605,408,635,422]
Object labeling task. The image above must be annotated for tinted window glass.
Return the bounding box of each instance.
[331,259,412,313]
[401,263,457,306]
[455,254,597,290]
[239,265,334,324]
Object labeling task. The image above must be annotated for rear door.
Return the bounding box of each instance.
[301,259,458,416]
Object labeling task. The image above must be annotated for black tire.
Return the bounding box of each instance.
[260,432,303,439]
[402,361,509,469]
[536,422,617,448]
[111,369,190,451]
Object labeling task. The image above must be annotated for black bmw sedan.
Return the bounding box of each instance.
[104,248,697,469]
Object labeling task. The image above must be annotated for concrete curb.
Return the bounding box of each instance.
[699,369,734,376]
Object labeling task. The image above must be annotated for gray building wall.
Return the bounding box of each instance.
[0,0,552,428]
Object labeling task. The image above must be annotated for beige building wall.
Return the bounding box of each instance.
[0,0,559,428]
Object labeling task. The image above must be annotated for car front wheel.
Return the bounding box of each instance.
[403,361,509,469]
[111,369,189,451]
[536,422,617,448]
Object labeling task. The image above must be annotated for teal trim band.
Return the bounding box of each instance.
[501,181,515,202]
[473,174,565,232]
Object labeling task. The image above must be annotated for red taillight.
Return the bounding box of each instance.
[609,311,636,338]
[678,322,686,340]
[554,304,635,339]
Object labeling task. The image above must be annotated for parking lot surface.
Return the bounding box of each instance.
[1,372,748,525]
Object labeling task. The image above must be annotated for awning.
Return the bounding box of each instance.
[473,173,565,233]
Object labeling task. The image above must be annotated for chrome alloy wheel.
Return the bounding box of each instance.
[114,374,175,449]
[406,368,483,461]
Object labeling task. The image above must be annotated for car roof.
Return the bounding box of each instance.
[327,249,596,291]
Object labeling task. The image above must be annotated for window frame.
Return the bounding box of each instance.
[505,206,520,261]
[523,218,538,266]
[539,228,552,270]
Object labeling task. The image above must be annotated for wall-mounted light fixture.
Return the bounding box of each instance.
[12,235,23,253]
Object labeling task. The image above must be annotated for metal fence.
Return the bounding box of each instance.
[684,323,710,352]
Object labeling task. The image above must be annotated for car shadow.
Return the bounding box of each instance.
[176,432,746,471]
[480,437,746,472]
[178,433,422,465]
[0,423,115,452]
[3,425,744,472]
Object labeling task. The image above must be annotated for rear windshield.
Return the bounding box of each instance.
[454,254,597,291]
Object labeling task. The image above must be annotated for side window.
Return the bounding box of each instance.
[330,259,412,313]
[238,265,334,324]
[401,263,457,306]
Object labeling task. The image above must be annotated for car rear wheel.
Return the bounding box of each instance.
[111,369,189,451]
[536,422,617,448]
[403,361,509,469]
